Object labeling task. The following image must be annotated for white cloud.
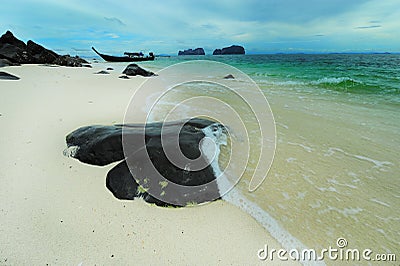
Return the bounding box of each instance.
[1,0,399,54]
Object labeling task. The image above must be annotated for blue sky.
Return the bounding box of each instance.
[1,0,399,55]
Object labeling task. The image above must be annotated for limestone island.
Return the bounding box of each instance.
[178,48,205,55]
[213,45,245,55]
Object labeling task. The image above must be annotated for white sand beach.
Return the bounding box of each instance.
[0,64,294,265]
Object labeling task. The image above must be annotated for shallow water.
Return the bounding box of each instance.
[97,54,400,262]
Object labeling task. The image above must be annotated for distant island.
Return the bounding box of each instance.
[213,45,245,55]
[178,48,205,56]
[178,45,245,56]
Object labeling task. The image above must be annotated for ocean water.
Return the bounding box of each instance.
[100,54,400,262]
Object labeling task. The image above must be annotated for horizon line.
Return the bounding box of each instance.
[79,51,400,58]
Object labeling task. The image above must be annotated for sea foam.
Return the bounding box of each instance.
[201,124,323,265]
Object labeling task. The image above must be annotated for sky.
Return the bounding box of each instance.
[1,0,399,55]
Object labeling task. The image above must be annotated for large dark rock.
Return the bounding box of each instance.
[122,64,155,77]
[213,45,245,55]
[0,30,89,67]
[178,48,205,56]
[0,71,20,80]
[64,118,225,207]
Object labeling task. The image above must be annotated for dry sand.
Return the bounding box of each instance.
[0,64,296,265]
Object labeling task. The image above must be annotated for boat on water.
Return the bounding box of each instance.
[92,47,155,62]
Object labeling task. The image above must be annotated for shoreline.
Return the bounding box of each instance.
[0,64,295,265]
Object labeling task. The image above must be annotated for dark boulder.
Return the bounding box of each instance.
[122,64,155,77]
[213,45,245,55]
[223,74,235,79]
[0,71,20,80]
[64,118,223,207]
[178,48,205,56]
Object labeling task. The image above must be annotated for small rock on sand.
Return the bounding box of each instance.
[95,70,110,75]
[0,71,20,80]
[223,74,235,79]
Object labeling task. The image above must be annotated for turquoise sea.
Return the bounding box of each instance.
[99,54,400,262]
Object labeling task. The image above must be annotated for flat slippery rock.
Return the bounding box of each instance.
[63,118,226,207]
[0,71,20,80]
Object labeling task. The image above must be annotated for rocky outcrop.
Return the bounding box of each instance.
[122,64,155,77]
[213,45,245,55]
[178,48,205,56]
[26,40,59,64]
[0,30,89,67]
[53,55,89,67]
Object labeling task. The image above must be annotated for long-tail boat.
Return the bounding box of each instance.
[92,47,155,62]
